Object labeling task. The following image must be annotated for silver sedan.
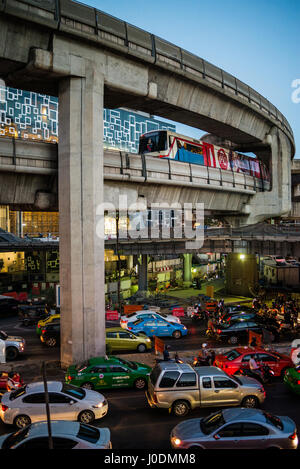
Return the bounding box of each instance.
[170,408,298,449]
[0,381,108,428]
[0,420,112,449]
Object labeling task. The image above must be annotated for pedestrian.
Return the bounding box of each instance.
[163,345,171,361]
[208,349,215,366]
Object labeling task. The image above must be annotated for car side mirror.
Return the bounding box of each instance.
[214,434,221,440]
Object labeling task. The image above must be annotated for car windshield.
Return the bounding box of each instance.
[132,319,143,325]
[263,412,283,430]
[77,424,100,443]
[117,358,138,370]
[75,361,89,372]
[200,411,225,435]
[223,350,241,361]
[126,313,137,319]
[0,330,8,340]
[62,383,86,400]
[2,427,30,449]
[9,385,27,401]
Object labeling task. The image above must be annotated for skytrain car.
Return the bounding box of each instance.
[139,130,270,188]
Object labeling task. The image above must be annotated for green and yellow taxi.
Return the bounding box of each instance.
[105,327,152,353]
[65,356,152,390]
[36,313,60,336]
[283,366,300,395]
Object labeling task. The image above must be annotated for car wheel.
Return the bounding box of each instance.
[45,337,57,347]
[241,395,259,408]
[6,347,19,361]
[78,410,95,424]
[137,343,147,353]
[134,378,147,390]
[172,330,182,339]
[172,400,190,417]
[81,382,94,390]
[229,336,238,345]
[14,414,31,429]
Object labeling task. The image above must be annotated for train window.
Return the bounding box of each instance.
[139,131,167,153]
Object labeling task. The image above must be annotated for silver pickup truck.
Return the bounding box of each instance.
[0,330,26,361]
[146,363,266,417]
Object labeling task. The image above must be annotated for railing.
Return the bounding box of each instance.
[0,138,266,193]
[205,225,300,239]
[0,0,294,147]
[104,150,267,193]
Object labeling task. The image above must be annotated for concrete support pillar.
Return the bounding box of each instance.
[126,255,134,271]
[138,254,148,292]
[183,253,192,286]
[58,63,105,367]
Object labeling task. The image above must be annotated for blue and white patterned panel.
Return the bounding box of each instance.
[0,86,176,152]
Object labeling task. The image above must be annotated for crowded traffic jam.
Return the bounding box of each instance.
[0,294,299,450]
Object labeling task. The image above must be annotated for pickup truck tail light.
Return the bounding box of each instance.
[1,405,8,412]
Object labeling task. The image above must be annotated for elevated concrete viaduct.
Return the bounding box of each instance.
[0,0,295,365]
[0,138,263,215]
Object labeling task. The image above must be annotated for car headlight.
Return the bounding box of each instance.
[171,437,182,447]
[146,338,151,342]
[93,402,105,408]
[183,326,187,330]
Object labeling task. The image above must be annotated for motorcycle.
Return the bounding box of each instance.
[234,363,275,384]
[155,353,184,365]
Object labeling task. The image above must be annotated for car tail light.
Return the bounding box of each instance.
[68,375,74,381]
[297,380,300,385]
[217,329,221,334]
[41,329,46,334]
[289,431,297,440]
[1,405,8,412]
[127,327,132,330]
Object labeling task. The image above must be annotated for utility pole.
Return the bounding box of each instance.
[41,361,53,449]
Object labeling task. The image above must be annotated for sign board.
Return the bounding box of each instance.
[154,336,165,354]
[248,330,263,347]
[148,306,161,312]
[123,305,143,316]
[171,307,185,317]
[0,339,5,364]
[206,285,214,298]
[106,310,119,321]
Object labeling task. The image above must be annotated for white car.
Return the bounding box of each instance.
[120,310,181,329]
[0,381,108,428]
[0,420,112,449]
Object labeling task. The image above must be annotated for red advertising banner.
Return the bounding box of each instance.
[171,307,185,317]
[154,336,165,354]
[106,310,119,321]
[248,330,263,347]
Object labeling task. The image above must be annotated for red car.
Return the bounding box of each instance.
[214,347,293,378]
[0,371,23,392]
